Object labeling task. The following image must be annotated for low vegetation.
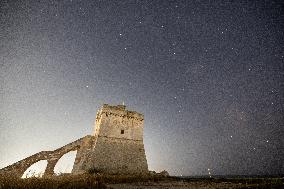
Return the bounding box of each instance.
[0,174,103,189]
[0,173,167,189]
[0,173,283,189]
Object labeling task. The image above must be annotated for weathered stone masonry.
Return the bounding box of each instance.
[0,104,149,177]
[0,135,95,177]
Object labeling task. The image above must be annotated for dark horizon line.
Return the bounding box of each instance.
[175,174,284,178]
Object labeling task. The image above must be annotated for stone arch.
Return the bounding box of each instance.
[22,160,48,178]
[42,145,82,176]
[0,135,95,177]
[54,150,77,175]
[8,151,52,177]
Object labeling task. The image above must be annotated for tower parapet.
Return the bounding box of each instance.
[94,104,144,141]
[97,104,144,120]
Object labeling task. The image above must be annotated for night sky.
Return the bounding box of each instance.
[0,0,283,176]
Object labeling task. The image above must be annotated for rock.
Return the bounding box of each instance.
[159,170,169,177]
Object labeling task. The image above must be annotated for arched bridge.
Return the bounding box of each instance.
[0,135,95,177]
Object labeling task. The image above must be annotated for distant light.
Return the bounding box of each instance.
[86,85,89,88]
[230,135,233,138]
[266,140,269,143]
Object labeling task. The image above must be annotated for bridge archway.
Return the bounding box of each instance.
[22,160,48,178]
[54,150,77,175]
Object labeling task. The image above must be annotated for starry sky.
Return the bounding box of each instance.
[0,0,283,176]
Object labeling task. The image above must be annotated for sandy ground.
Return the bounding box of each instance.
[107,180,249,189]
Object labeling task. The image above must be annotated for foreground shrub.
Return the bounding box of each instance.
[0,174,106,189]
[0,173,166,189]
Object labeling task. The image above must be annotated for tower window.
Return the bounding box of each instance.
[121,130,124,134]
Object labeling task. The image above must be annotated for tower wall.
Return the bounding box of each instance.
[89,136,148,174]
[73,104,148,175]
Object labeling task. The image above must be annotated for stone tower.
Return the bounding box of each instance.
[72,104,149,175]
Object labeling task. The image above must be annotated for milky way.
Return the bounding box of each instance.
[0,0,283,176]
